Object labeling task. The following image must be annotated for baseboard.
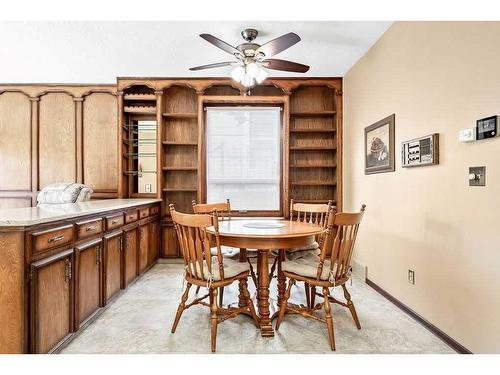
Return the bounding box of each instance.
[365,278,473,354]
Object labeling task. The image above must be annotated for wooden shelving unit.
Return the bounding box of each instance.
[290,110,336,117]
[161,86,199,214]
[163,112,197,119]
[120,85,158,198]
[124,93,156,101]
[161,141,197,146]
[288,86,340,207]
[124,105,156,114]
[116,78,342,259]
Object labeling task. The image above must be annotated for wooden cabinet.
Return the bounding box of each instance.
[29,249,74,354]
[138,223,149,274]
[123,226,138,287]
[74,239,102,329]
[148,220,159,266]
[161,223,179,258]
[1,200,160,354]
[103,230,123,304]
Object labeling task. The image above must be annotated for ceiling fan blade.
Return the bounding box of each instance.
[199,34,242,57]
[261,58,310,73]
[189,61,235,71]
[255,32,301,57]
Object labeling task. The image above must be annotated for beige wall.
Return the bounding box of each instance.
[344,22,500,353]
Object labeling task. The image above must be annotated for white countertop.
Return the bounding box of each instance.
[0,199,161,227]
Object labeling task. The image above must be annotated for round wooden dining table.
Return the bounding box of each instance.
[206,218,325,337]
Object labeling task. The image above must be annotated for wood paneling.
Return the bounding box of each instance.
[0,92,31,191]
[39,93,76,188]
[83,93,118,192]
[0,197,32,209]
[0,232,25,353]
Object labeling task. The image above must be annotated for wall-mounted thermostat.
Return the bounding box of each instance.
[402,133,439,168]
[477,115,498,140]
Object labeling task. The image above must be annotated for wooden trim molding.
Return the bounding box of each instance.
[365,278,473,354]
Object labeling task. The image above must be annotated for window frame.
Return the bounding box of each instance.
[199,95,288,217]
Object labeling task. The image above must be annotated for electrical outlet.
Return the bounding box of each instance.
[408,269,415,285]
[145,184,152,193]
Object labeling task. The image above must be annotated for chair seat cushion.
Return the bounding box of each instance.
[281,254,336,281]
[210,258,251,281]
[210,246,240,260]
[284,241,320,260]
[188,258,250,281]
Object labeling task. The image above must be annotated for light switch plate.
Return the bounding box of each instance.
[469,166,486,186]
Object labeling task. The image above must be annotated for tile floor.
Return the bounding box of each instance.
[62,263,454,354]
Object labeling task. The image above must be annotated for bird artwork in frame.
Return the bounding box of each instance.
[364,114,395,174]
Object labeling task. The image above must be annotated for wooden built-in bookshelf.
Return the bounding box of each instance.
[288,86,340,207]
[160,86,199,215]
[117,78,342,258]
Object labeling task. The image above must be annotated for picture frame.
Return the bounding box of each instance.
[364,114,395,175]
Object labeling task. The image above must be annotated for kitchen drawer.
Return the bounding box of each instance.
[106,214,124,231]
[125,210,138,224]
[150,205,159,216]
[76,218,103,240]
[139,207,149,219]
[32,225,74,254]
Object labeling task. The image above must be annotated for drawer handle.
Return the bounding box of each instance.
[86,225,97,231]
[48,234,64,243]
[111,219,118,224]
[129,215,135,220]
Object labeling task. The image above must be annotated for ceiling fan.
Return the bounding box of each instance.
[189,28,310,88]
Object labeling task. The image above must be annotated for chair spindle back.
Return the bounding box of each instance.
[192,199,231,221]
[317,204,366,283]
[290,199,335,245]
[170,204,224,281]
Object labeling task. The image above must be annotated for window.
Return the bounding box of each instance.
[206,107,281,213]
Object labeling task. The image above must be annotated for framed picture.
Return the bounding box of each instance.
[364,114,395,174]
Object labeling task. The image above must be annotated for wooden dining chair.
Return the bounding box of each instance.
[286,199,335,307]
[169,204,259,352]
[192,199,238,305]
[275,204,366,351]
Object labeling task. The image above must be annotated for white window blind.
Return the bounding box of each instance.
[206,107,281,211]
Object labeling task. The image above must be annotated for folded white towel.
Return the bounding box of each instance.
[37,182,93,205]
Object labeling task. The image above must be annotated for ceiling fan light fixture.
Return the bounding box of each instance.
[246,62,260,78]
[231,66,245,82]
[242,74,255,88]
[255,68,268,84]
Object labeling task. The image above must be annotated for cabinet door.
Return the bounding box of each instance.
[123,226,138,287]
[75,238,102,328]
[103,231,123,304]
[138,223,149,274]
[30,249,74,354]
[148,220,159,266]
[161,224,179,258]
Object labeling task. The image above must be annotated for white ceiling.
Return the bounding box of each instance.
[0,21,392,83]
